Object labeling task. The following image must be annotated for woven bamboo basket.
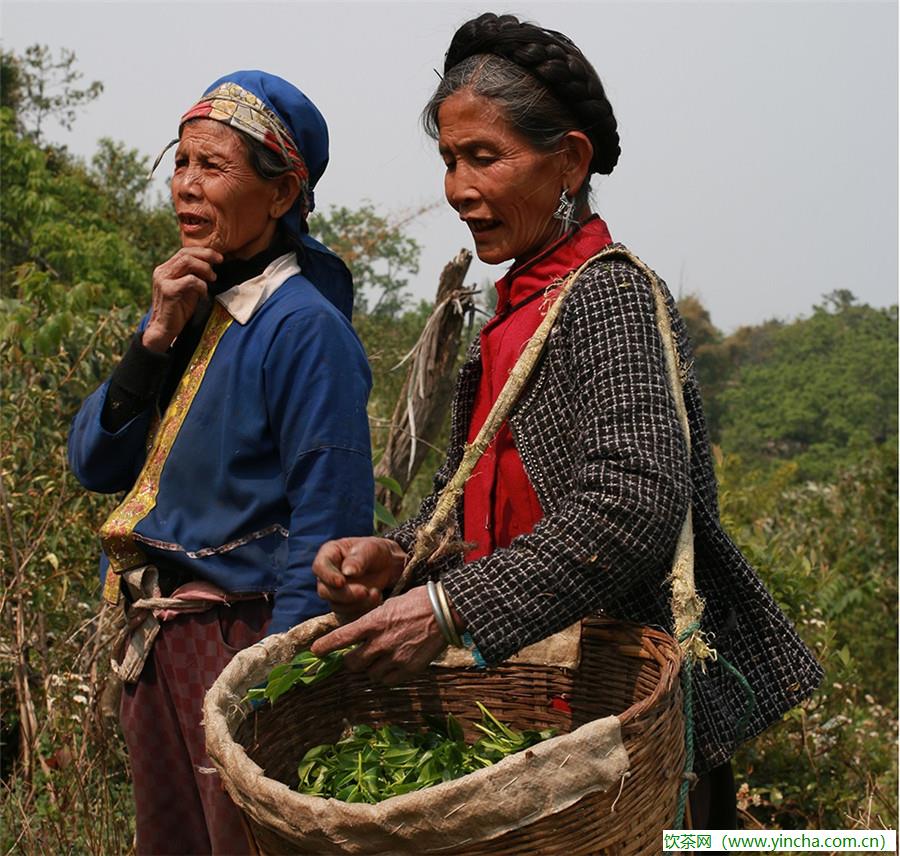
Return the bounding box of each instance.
[203,613,685,855]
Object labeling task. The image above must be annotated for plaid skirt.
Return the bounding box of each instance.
[120,598,271,855]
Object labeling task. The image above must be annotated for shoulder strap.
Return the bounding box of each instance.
[595,247,710,660]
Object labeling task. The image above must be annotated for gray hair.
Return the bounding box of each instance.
[238,132,304,244]
[240,133,294,181]
[422,54,592,210]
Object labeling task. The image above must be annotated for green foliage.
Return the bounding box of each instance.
[88,137,181,268]
[1,308,136,852]
[717,293,897,481]
[678,293,784,442]
[717,445,898,828]
[244,648,351,706]
[678,294,728,440]
[374,476,403,529]
[0,107,180,357]
[356,301,457,516]
[0,49,24,114]
[356,302,434,424]
[309,203,421,317]
[90,137,153,209]
[0,47,176,850]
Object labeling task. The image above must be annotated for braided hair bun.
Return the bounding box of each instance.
[443,12,620,175]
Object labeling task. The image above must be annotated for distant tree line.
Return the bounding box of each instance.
[679,290,897,481]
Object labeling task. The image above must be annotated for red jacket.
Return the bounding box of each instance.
[464,216,612,561]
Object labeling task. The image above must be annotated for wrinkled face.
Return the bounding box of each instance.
[438,90,566,266]
[171,119,281,259]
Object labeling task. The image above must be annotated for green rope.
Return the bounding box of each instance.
[717,653,758,742]
[675,624,699,828]
[675,660,695,826]
[673,623,758,828]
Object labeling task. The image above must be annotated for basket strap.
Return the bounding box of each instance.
[602,247,711,662]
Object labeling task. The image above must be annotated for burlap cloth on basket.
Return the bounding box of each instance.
[203,614,629,854]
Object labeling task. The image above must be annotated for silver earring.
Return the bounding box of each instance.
[552,189,577,229]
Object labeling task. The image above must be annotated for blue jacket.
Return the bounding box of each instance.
[69,254,373,635]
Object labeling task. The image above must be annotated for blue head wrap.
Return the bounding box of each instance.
[170,70,354,320]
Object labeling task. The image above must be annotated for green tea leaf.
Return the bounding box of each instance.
[244,646,355,705]
[293,704,556,803]
[375,475,404,496]
[446,714,464,743]
[374,500,399,528]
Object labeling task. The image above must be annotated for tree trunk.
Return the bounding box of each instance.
[374,249,474,518]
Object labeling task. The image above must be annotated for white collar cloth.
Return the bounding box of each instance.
[215,252,301,325]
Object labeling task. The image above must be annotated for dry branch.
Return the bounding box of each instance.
[374,249,475,516]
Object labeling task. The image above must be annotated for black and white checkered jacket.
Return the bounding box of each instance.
[390,246,823,771]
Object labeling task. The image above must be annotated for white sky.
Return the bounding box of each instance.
[3,0,897,331]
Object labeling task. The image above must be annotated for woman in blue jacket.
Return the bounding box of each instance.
[68,71,373,855]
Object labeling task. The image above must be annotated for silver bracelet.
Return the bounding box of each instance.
[426,579,456,647]
[434,580,464,648]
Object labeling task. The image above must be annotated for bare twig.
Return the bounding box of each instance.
[369,417,446,457]
[736,806,766,829]
[374,248,475,518]
[0,473,22,589]
[1,780,34,856]
[59,313,111,387]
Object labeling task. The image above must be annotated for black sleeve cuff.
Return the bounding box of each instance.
[100,333,171,432]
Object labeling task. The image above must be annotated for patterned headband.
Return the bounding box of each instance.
[151,82,311,219]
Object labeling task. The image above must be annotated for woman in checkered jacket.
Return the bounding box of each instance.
[311,12,822,826]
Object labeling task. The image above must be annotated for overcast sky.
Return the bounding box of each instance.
[3,0,897,331]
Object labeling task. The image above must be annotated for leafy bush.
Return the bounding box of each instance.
[1,308,136,852]
[717,445,898,829]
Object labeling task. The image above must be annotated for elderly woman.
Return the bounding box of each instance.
[311,13,822,829]
[68,71,373,854]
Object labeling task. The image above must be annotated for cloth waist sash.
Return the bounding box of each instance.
[112,564,265,683]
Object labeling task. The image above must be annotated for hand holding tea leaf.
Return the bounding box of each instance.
[311,585,446,685]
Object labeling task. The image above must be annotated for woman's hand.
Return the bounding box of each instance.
[310,586,446,685]
[312,537,407,623]
[142,247,223,352]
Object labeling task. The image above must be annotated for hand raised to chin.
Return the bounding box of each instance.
[142,246,223,353]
